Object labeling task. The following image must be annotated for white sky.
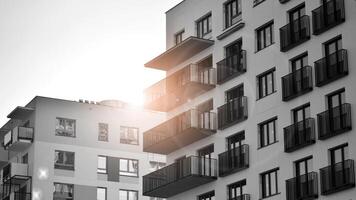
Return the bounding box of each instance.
[0,0,182,125]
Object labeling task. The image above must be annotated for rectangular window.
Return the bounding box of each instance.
[98,123,108,142]
[175,30,184,45]
[259,117,277,148]
[120,126,139,145]
[197,13,212,38]
[56,118,76,137]
[97,156,107,174]
[119,158,138,177]
[292,103,310,123]
[54,150,75,170]
[149,161,166,172]
[260,168,279,198]
[256,21,274,51]
[228,179,246,199]
[224,0,242,29]
[295,156,313,176]
[22,153,28,164]
[53,183,74,199]
[97,187,106,200]
[198,191,215,200]
[119,190,138,200]
[257,68,276,99]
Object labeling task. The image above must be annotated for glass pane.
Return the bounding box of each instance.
[268,121,275,143]
[265,27,271,46]
[120,159,128,171]
[270,172,277,194]
[98,157,106,169]
[97,188,106,200]
[129,191,138,200]
[267,73,273,94]
[119,190,127,200]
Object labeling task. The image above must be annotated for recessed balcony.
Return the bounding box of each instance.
[143,156,217,198]
[315,49,348,87]
[282,66,313,101]
[145,36,214,71]
[312,0,345,35]
[3,126,34,152]
[217,50,246,84]
[286,172,318,200]
[218,144,249,177]
[1,162,28,183]
[280,15,311,52]
[144,64,216,112]
[317,103,351,140]
[320,159,355,195]
[284,118,316,153]
[218,97,248,130]
[143,109,217,154]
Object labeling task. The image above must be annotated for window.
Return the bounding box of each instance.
[120,126,139,145]
[257,68,276,99]
[98,123,108,142]
[253,0,266,7]
[175,30,184,45]
[259,117,277,148]
[54,150,75,170]
[324,35,342,57]
[292,103,310,124]
[56,118,76,137]
[291,52,308,72]
[53,183,74,199]
[22,153,28,164]
[228,179,246,199]
[198,145,214,176]
[256,21,274,51]
[149,161,166,172]
[119,158,138,177]
[97,156,107,174]
[197,13,212,38]
[295,156,313,177]
[260,168,279,198]
[329,143,348,165]
[326,88,345,110]
[224,0,242,29]
[226,84,244,101]
[97,187,106,200]
[119,190,138,200]
[198,191,215,200]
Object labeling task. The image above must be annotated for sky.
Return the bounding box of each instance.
[0,0,182,125]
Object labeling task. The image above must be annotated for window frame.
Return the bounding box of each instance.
[119,158,139,177]
[55,117,76,137]
[198,190,215,200]
[120,126,139,145]
[97,187,107,200]
[256,68,276,100]
[98,123,109,142]
[54,150,75,171]
[260,168,280,199]
[258,117,278,149]
[228,179,246,199]
[253,0,266,7]
[97,155,107,174]
[256,20,274,52]
[174,29,185,45]
[53,182,74,199]
[119,189,138,200]
[224,0,242,29]
[196,12,212,38]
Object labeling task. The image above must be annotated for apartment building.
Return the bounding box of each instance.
[0,96,165,200]
[142,0,356,200]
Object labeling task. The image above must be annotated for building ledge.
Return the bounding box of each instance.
[217,21,245,40]
[7,106,34,120]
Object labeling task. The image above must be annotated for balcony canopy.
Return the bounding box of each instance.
[145,37,214,70]
[7,106,34,120]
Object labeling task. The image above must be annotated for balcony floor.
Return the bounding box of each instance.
[143,175,216,198]
[6,140,32,152]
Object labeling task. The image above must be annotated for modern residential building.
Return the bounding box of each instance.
[0,96,165,200]
[142,0,356,200]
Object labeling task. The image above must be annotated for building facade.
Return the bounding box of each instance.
[142,0,356,200]
[0,96,165,200]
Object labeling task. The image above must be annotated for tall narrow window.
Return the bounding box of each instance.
[256,21,274,51]
[119,158,139,177]
[175,30,184,45]
[259,117,277,148]
[198,144,214,176]
[228,179,246,199]
[120,126,139,145]
[198,191,215,200]
[97,187,107,200]
[54,150,75,170]
[197,13,212,38]
[257,68,276,99]
[56,118,76,137]
[292,103,310,124]
[98,123,108,142]
[224,0,242,29]
[260,168,279,198]
[119,190,138,200]
[97,156,107,174]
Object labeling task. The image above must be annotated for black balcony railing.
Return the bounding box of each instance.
[143,156,217,198]
[315,49,348,87]
[320,159,355,195]
[286,172,318,200]
[284,118,316,153]
[143,109,217,154]
[14,192,32,200]
[312,0,345,35]
[229,194,251,200]
[218,97,248,130]
[282,66,313,101]
[317,103,351,140]
[280,15,310,52]
[217,50,246,84]
[219,144,249,177]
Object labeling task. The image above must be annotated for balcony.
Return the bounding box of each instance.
[284,118,316,153]
[145,37,214,70]
[218,97,248,130]
[315,49,348,87]
[320,159,355,195]
[282,66,313,101]
[312,0,345,35]
[1,162,28,183]
[3,192,32,200]
[143,109,217,154]
[317,103,351,140]
[286,172,318,200]
[217,50,246,84]
[229,194,250,200]
[280,15,311,52]
[144,64,216,112]
[143,156,217,198]
[1,175,32,200]
[218,144,249,177]
[3,127,33,152]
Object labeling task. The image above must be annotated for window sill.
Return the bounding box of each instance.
[259,193,281,200]
[257,141,279,150]
[217,21,245,40]
[256,90,277,101]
